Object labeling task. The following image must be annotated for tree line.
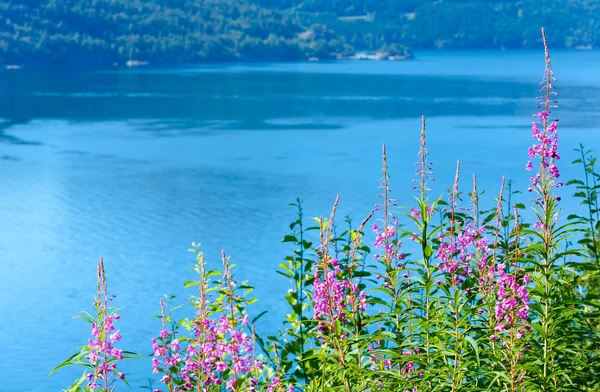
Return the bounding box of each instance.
[0,0,598,66]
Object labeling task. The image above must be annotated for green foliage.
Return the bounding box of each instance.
[258,0,600,50]
[0,0,363,65]
[2,1,599,65]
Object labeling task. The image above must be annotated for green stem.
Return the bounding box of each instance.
[581,148,599,262]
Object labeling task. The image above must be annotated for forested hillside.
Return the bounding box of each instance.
[273,0,600,50]
[0,0,359,65]
[0,0,598,66]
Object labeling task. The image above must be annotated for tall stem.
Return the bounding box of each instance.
[450,161,461,392]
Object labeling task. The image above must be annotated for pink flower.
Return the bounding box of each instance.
[111,348,123,360]
[313,256,367,322]
[85,262,127,389]
[427,205,435,216]
[109,330,121,343]
[517,332,524,339]
[91,323,100,338]
[267,376,281,392]
[527,111,561,186]
[493,264,531,341]
[152,357,160,374]
[410,207,421,220]
[226,379,236,390]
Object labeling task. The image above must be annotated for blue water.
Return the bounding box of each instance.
[1,51,600,391]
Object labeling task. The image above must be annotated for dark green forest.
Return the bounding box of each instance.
[1,0,599,66]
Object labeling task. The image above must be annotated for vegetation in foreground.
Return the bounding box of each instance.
[1,0,599,66]
[52,29,600,391]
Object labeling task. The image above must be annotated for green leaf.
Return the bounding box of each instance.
[251,311,268,324]
[183,281,197,288]
[74,311,96,325]
[464,336,480,366]
[424,245,433,258]
[49,352,84,375]
[566,179,585,186]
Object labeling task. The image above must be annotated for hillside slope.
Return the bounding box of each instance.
[0,0,598,66]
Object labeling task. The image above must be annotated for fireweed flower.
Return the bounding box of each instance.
[169,305,257,390]
[409,116,437,245]
[435,161,466,289]
[152,249,281,392]
[400,348,421,379]
[437,223,492,286]
[267,376,281,392]
[87,313,126,389]
[491,265,531,349]
[491,206,531,352]
[373,145,404,264]
[435,169,494,295]
[152,300,183,390]
[83,259,127,391]
[313,256,367,324]
[410,207,421,220]
[373,222,404,261]
[52,261,132,392]
[494,264,530,327]
[312,197,370,342]
[473,232,495,292]
[527,30,561,197]
[158,315,256,390]
[527,113,560,187]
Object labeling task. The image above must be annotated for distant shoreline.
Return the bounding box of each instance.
[3,48,599,71]
[1,54,414,71]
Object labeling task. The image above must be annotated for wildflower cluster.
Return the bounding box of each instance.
[86,260,126,391]
[373,221,405,263]
[527,111,561,188]
[51,258,133,392]
[491,264,530,341]
[150,299,184,390]
[191,315,257,389]
[150,247,286,392]
[151,309,276,392]
[87,312,125,389]
[313,256,367,324]
[527,29,562,194]
[436,224,489,282]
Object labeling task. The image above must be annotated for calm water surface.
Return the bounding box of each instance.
[1,51,600,391]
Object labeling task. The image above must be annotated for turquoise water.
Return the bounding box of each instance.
[1,51,600,390]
